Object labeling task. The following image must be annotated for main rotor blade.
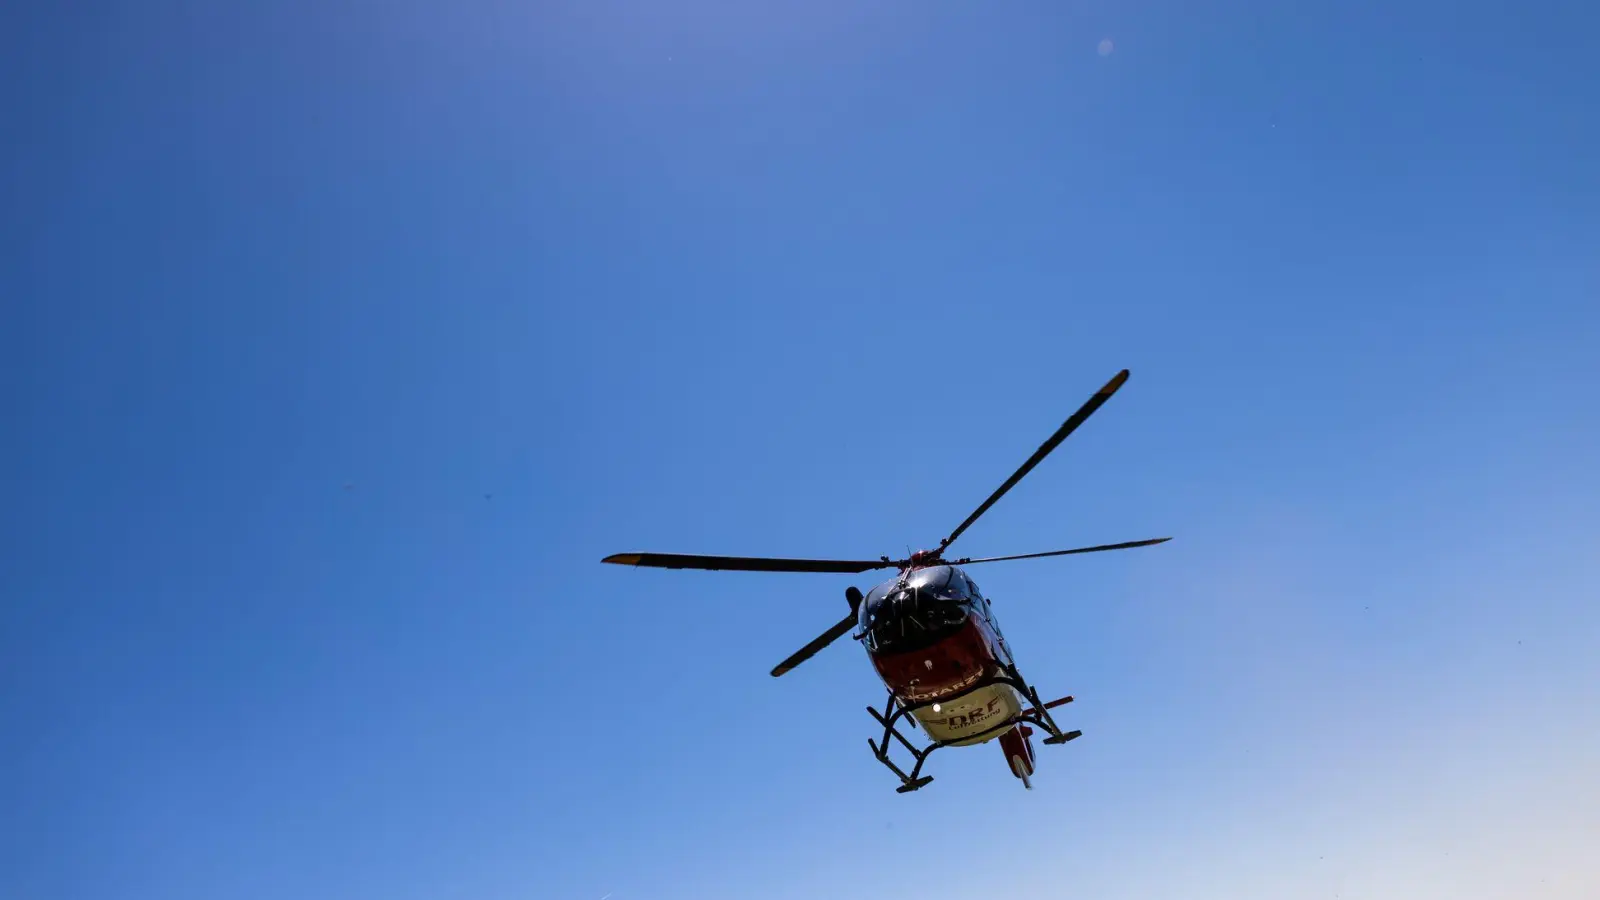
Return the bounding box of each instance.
[952,537,1171,566]
[937,369,1132,553]
[771,612,858,677]
[602,552,892,574]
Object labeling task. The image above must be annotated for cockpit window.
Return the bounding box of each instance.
[943,572,972,601]
[860,567,971,653]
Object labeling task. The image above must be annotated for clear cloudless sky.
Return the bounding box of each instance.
[4,1,1598,898]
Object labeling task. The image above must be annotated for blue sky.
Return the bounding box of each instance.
[4,1,1598,898]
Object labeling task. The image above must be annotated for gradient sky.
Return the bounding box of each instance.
[5,2,1599,899]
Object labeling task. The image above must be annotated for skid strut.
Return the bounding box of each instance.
[864,668,1082,793]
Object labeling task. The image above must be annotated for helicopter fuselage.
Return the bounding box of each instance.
[855,564,1029,747]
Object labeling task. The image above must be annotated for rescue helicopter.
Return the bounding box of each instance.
[602,369,1168,793]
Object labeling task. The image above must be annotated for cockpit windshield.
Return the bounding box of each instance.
[858,566,973,654]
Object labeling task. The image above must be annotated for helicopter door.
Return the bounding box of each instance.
[969,578,1015,665]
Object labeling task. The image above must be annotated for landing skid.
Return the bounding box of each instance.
[864,667,1082,793]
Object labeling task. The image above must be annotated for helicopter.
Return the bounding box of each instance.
[602,369,1169,792]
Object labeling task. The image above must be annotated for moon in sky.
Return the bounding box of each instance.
[1098,38,1115,57]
